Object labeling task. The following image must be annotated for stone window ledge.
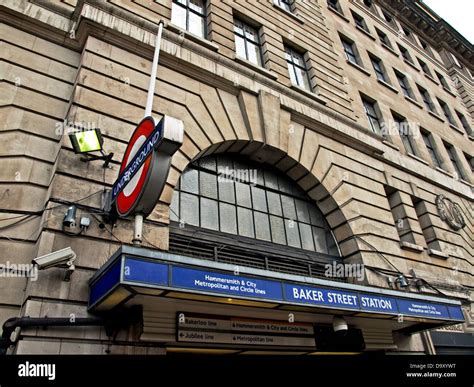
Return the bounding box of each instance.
[400,241,424,253]
[233,56,278,80]
[407,153,429,165]
[272,2,305,24]
[404,59,420,72]
[435,167,453,177]
[428,249,448,259]
[346,59,371,76]
[381,43,399,57]
[290,84,327,105]
[167,23,219,52]
[428,110,444,122]
[404,96,423,109]
[377,79,399,93]
[355,25,375,40]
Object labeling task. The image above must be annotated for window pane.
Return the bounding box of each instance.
[218,179,235,203]
[200,171,217,199]
[313,226,328,253]
[281,196,297,219]
[247,42,261,66]
[277,176,293,195]
[181,168,199,194]
[299,223,315,251]
[291,51,304,67]
[200,198,218,230]
[254,212,271,241]
[199,155,216,171]
[251,186,267,212]
[295,66,310,90]
[188,12,204,37]
[267,191,282,216]
[309,205,325,227]
[270,215,286,245]
[235,181,251,207]
[326,230,339,256]
[244,25,258,42]
[295,199,310,223]
[237,207,254,238]
[235,35,246,59]
[171,3,187,30]
[170,192,179,222]
[287,63,297,85]
[189,0,204,14]
[285,219,301,248]
[180,193,199,226]
[220,203,237,234]
[217,155,233,173]
[264,170,279,189]
[234,20,244,34]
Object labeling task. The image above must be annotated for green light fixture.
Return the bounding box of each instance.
[68,128,113,168]
[69,128,104,154]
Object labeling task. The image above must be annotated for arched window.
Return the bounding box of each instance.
[170,155,340,256]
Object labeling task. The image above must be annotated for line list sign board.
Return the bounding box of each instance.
[177,315,316,347]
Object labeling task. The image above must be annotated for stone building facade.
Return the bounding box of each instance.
[0,0,472,354]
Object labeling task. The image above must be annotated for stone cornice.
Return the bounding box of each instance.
[378,0,473,66]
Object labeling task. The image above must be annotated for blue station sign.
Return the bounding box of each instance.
[88,250,464,323]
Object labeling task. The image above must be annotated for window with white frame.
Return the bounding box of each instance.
[234,19,262,66]
[171,0,206,38]
[285,46,311,91]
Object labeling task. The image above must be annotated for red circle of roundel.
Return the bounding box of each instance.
[116,117,156,216]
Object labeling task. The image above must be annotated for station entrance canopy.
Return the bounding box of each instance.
[88,246,464,334]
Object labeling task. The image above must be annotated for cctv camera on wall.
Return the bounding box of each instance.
[32,247,77,281]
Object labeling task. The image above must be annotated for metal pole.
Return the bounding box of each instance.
[134,21,163,247]
[145,21,163,117]
[132,214,144,246]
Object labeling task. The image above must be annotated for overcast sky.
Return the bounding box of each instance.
[422,0,473,43]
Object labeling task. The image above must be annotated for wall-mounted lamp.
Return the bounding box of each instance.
[68,128,113,168]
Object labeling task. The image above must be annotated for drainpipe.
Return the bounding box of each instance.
[0,306,142,355]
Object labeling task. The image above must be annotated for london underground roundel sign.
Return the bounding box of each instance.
[111,115,183,218]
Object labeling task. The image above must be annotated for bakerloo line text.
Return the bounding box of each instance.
[291,288,394,310]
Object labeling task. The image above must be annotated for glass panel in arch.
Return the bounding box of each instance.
[326,230,339,256]
[254,211,271,241]
[199,156,216,171]
[285,219,301,248]
[180,193,199,226]
[312,226,328,254]
[308,204,325,227]
[237,207,254,238]
[219,203,237,234]
[299,223,315,251]
[217,156,233,175]
[269,215,286,245]
[235,181,251,208]
[251,186,267,212]
[170,192,179,222]
[181,168,199,194]
[200,170,217,199]
[218,178,235,203]
[295,199,311,223]
[267,191,282,216]
[281,195,297,219]
[264,170,279,189]
[200,197,218,230]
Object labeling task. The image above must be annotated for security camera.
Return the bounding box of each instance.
[333,316,348,333]
[32,248,77,281]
